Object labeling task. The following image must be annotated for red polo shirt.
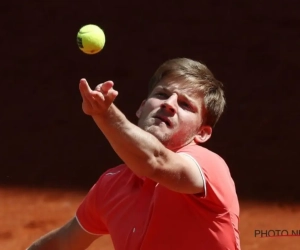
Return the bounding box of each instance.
[76,144,240,250]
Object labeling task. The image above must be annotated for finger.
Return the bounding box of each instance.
[79,79,93,100]
[107,89,118,101]
[79,79,98,107]
[92,88,118,105]
[95,84,103,92]
[100,81,114,94]
[79,78,92,92]
[90,90,105,103]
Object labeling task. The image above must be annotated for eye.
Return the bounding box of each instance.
[180,101,189,107]
[154,92,168,98]
[179,101,192,110]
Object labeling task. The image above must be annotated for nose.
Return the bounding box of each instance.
[161,94,178,114]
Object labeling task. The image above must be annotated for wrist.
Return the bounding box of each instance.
[92,105,126,127]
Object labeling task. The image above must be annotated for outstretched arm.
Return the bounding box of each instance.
[79,79,204,194]
[27,217,100,250]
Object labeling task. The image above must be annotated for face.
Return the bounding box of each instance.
[136,79,212,151]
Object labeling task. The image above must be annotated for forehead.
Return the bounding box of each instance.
[153,78,202,99]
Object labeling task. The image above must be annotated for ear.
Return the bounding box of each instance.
[194,126,212,144]
[136,100,146,118]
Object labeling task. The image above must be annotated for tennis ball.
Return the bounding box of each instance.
[77,24,105,55]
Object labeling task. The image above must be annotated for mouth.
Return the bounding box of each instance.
[153,115,172,127]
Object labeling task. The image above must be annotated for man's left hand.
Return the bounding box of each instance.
[79,78,118,116]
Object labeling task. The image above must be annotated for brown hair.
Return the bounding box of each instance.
[148,58,225,127]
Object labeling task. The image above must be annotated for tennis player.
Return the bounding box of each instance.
[27,58,240,250]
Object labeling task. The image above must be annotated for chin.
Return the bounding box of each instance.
[145,126,172,144]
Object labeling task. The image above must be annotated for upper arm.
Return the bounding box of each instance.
[149,150,205,194]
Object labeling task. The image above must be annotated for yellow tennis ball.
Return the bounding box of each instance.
[77,24,106,55]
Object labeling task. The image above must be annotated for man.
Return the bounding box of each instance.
[27,58,240,250]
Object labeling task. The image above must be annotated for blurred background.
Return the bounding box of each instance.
[1,0,300,249]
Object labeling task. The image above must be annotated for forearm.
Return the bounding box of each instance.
[27,229,64,250]
[92,105,166,177]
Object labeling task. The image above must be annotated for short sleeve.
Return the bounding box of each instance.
[176,145,237,207]
[76,177,109,235]
[177,152,207,197]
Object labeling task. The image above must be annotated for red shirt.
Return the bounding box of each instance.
[76,144,240,250]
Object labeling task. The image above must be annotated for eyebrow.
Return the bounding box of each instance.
[155,86,198,106]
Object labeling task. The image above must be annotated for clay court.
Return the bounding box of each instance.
[1,186,299,250]
[2,1,299,250]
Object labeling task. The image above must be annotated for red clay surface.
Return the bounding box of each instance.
[1,186,300,250]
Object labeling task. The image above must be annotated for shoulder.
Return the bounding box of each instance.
[96,164,138,188]
[176,144,235,192]
[100,164,130,181]
[102,164,128,176]
[176,144,226,167]
[176,145,239,212]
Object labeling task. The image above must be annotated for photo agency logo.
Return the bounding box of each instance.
[254,229,300,238]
